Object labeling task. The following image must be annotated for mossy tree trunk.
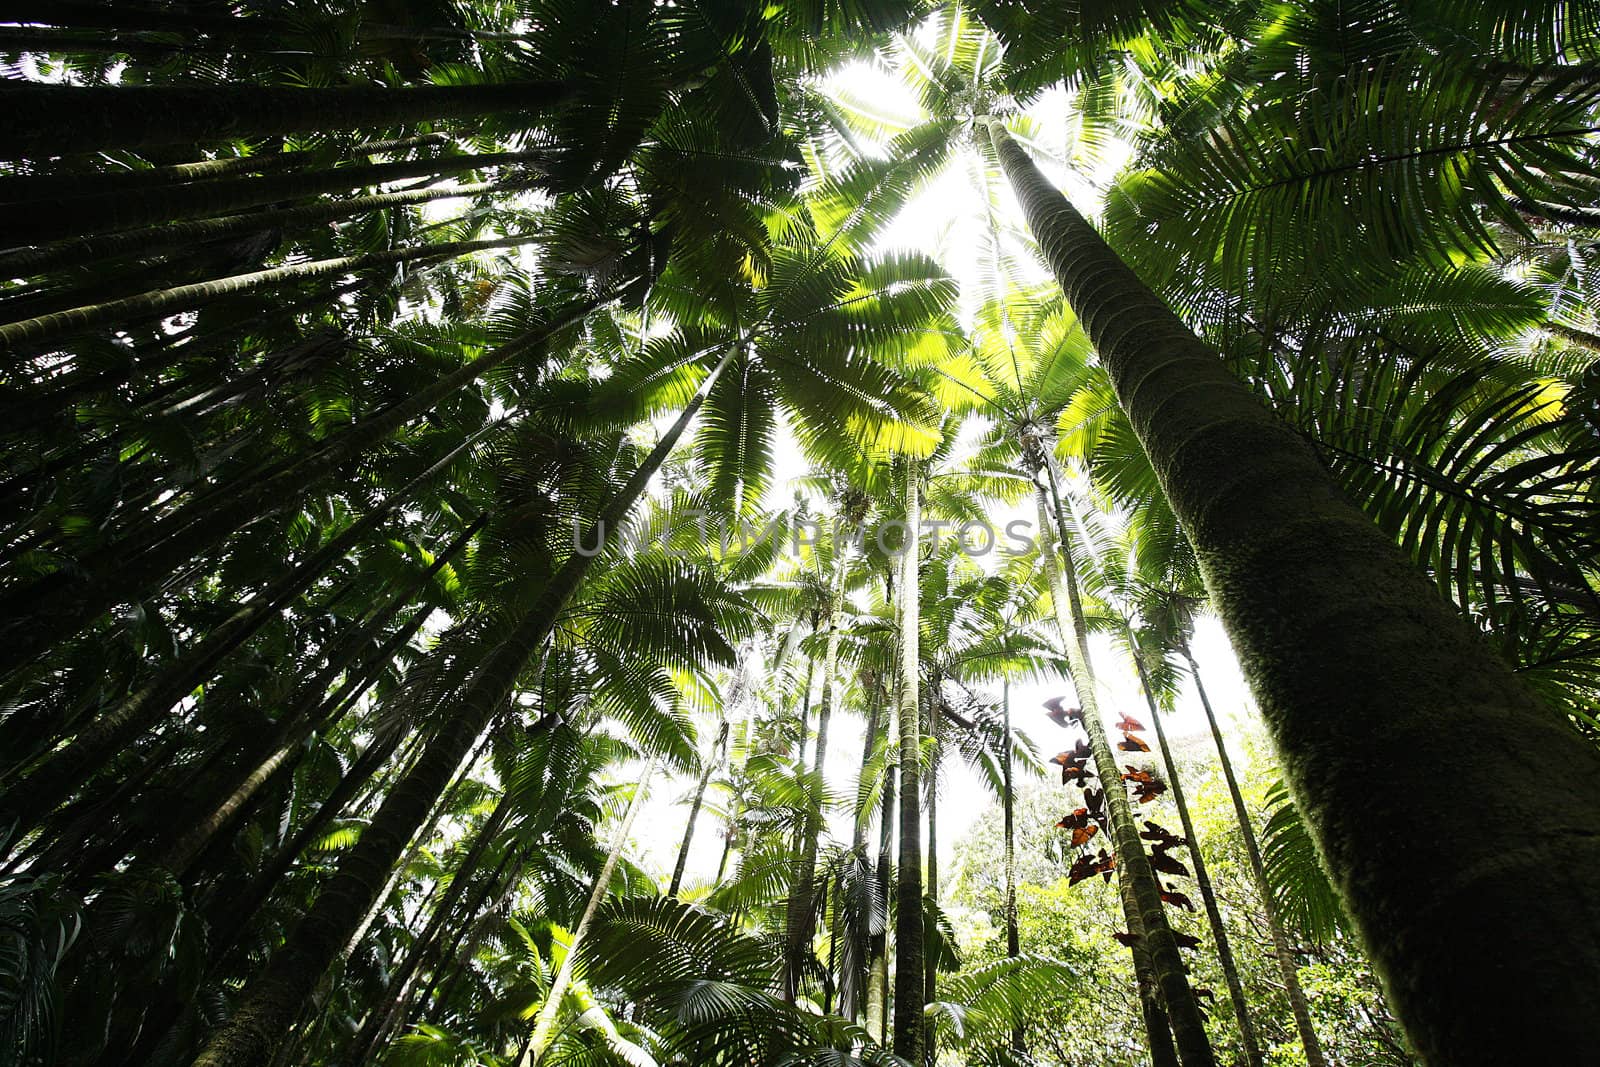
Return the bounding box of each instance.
[987,116,1600,1065]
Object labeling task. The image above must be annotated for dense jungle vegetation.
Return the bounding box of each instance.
[2,1,1599,1065]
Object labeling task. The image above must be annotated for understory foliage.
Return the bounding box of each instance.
[1,1,1597,1066]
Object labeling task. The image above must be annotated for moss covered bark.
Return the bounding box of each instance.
[988,117,1600,1065]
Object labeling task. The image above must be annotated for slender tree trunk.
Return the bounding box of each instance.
[2,80,570,159]
[785,557,847,1001]
[1184,649,1326,1067]
[923,685,940,1026]
[848,671,885,1023]
[0,291,611,677]
[524,759,657,1066]
[1033,486,1213,1067]
[867,758,895,1046]
[1134,655,1264,1067]
[987,117,1600,1065]
[0,150,545,245]
[205,729,407,966]
[0,177,518,277]
[670,717,730,898]
[346,792,517,1065]
[1003,679,1024,1055]
[187,351,735,1067]
[0,234,536,354]
[891,463,924,1064]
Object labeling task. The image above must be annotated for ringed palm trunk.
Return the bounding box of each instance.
[524,759,658,1066]
[0,177,520,277]
[0,150,546,245]
[1133,654,1264,1067]
[891,463,925,1064]
[0,233,537,354]
[987,117,1600,1065]
[1182,646,1326,1067]
[2,80,570,159]
[0,290,612,678]
[1034,488,1213,1067]
[187,350,735,1067]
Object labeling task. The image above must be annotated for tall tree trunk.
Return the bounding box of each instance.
[0,132,449,201]
[1183,648,1326,1067]
[987,117,1600,1065]
[524,758,657,1066]
[670,717,730,898]
[0,233,536,354]
[0,177,519,278]
[923,685,939,1024]
[2,80,570,159]
[187,350,735,1067]
[891,462,924,1064]
[867,758,895,1046]
[1002,679,1024,1056]
[848,670,885,1023]
[346,793,517,1065]
[785,556,846,1001]
[0,150,545,245]
[1133,654,1264,1067]
[0,291,611,677]
[1033,485,1212,1067]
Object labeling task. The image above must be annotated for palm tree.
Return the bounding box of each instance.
[981,114,1600,1064]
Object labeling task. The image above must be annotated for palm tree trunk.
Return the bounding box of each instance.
[0,432,482,833]
[670,717,730,897]
[785,560,847,1001]
[0,177,517,277]
[524,758,658,1066]
[0,132,450,201]
[987,116,1600,1066]
[923,685,940,1021]
[0,150,546,245]
[0,290,611,677]
[1133,655,1264,1067]
[867,757,895,1046]
[1183,648,1326,1067]
[891,462,925,1064]
[206,729,407,967]
[346,792,517,1065]
[2,80,570,159]
[1033,487,1214,1067]
[1002,679,1024,1055]
[0,234,536,354]
[187,350,736,1067]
